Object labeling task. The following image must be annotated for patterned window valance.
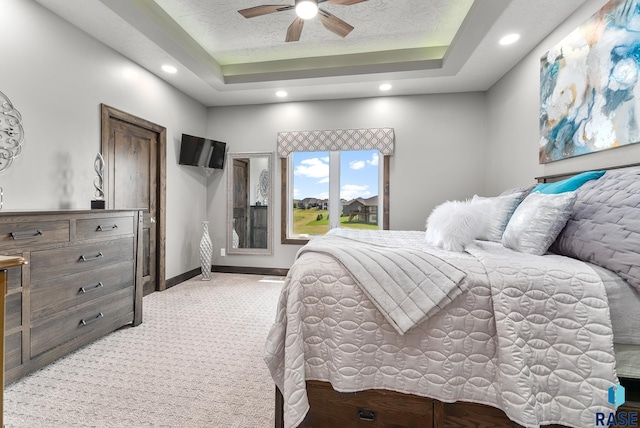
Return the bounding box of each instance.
[277,127,394,158]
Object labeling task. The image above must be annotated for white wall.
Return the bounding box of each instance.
[206,93,488,269]
[485,0,640,194]
[12,0,619,276]
[0,0,209,279]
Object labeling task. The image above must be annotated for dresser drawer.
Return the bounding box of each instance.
[5,331,22,371]
[75,215,134,241]
[301,381,434,428]
[30,287,134,358]
[6,292,22,331]
[0,220,69,251]
[5,262,22,291]
[30,236,134,283]
[31,260,134,322]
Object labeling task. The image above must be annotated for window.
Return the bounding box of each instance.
[282,150,390,244]
[290,151,330,237]
[277,127,394,244]
[338,150,380,230]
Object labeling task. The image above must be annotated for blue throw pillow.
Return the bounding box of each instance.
[533,170,606,194]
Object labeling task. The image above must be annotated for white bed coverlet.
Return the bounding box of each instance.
[297,233,467,335]
[264,230,618,428]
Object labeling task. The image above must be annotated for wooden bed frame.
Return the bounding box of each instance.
[275,379,639,427]
[274,163,640,427]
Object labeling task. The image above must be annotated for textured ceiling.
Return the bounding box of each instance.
[154,0,474,64]
[32,0,590,106]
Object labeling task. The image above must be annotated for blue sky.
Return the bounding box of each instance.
[292,150,379,201]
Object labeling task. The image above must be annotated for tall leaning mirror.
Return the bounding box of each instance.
[227,152,274,255]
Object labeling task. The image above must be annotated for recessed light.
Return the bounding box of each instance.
[379,84,392,91]
[276,90,288,98]
[161,65,177,74]
[499,33,520,46]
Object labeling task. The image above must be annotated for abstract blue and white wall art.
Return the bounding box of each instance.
[540,0,640,163]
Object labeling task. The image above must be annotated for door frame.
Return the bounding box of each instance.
[100,103,167,292]
[233,158,249,248]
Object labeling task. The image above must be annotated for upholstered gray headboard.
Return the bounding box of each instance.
[535,162,640,183]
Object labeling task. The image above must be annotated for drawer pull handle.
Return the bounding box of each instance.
[96,224,118,231]
[357,409,376,422]
[79,282,104,294]
[10,229,43,240]
[79,252,104,262]
[80,312,104,326]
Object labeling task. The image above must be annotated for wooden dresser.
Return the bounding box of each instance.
[0,210,143,384]
[0,255,26,426]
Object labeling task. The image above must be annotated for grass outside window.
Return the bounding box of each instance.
[293,208,378,236]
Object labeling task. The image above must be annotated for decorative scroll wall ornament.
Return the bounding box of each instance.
[277,127,395,158]
[93,152,105,200]
[0,90,24,172]
[257,168,269,205]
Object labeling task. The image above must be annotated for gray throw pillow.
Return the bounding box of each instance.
[471,192,523,242]
[550,167,640,291]
[502,192,577,256]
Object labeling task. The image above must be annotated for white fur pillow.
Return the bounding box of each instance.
[425,200,484,252]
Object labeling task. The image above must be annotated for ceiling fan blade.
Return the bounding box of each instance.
[286,17,304,42]
[318,9,354,38]
[324,0,367,5]
[238,5,293,19]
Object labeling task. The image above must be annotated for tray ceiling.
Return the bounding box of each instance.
[33,0,588,106]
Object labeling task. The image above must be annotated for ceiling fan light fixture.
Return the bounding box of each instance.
[295,0,318,19]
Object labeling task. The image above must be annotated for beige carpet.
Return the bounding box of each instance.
[4,273,283,428]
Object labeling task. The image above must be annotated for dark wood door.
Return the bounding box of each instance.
[233,159,248,248]
[250,205,268,248]
[101,105,166,296]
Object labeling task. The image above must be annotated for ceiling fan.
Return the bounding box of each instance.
[238,0,367,42]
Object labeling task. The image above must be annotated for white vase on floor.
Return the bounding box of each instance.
[200,221,213,281]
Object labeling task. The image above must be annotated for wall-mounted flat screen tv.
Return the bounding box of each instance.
[179,133,227,169]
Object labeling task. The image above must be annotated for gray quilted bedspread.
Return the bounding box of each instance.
[265,231,618,428]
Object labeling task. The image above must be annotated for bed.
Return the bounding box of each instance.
[265,165,640,428]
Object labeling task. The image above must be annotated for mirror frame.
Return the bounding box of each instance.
[226,151,274,255]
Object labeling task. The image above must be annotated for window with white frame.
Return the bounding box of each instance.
[278,128,394,244]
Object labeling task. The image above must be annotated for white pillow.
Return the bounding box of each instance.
[425,200,484,252]
[471,192,523,242]
[502,191,577,256]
